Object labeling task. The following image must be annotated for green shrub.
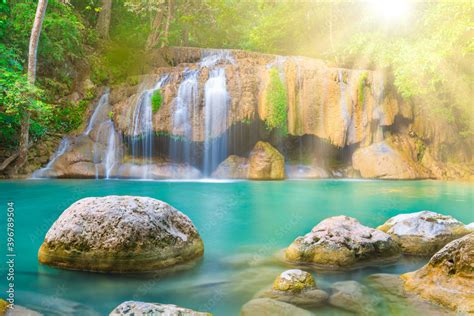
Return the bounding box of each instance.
[151,89,162,113]
[265,67,288,135]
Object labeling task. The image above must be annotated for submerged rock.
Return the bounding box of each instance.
[0,299,42,316]
[352,141,421,179]
[402,233,474,313]
[117,162,201,179]
[378,211,471,256]
[109,301,211,316]
[240,298,312,316]
[328,281,381,315]
[285,216,400,268]
[286,165,329,179]
[248,142,285,180]
[367,274,453,315]
[212,155,248,179]
[38,196,204,273]
[256,269,328,307]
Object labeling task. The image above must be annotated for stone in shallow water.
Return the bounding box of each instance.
[352,141,420,179]
[272,269,316,292]
[401,233,474,313]
[38,196,204,273]
[248,141,285,180]
[377,211,471,256]
[256,269,328,307]
[0,299,42,316]
[109,301,211,316]
[240,298,312,316]
[212,155,249,179]
[286,165,329,179]
[328,280,382,315]
[367,274,453,315]
[285,216,400,269]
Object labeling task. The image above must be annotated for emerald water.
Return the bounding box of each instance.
[0,180,472,315]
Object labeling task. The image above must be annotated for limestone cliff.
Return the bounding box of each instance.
[29,47,473,180]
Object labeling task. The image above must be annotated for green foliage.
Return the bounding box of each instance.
[0,45,52,147]
[151,89,162,113]
[265,67,288,135]
[343,1,473,137]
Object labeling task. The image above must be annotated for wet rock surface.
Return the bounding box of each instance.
[285,216,400,268]
[256,269,328,307]
[328,280,382,315]
[240,298,313,316]
[109,301,211,316]
[352,141,422,179]
[402,233,474,313]
[378,211,471,256]
[248,141,285,180]
[212,155,249,179]
[38,196,204,273]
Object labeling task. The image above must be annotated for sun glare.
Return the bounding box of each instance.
[370,0,411,21]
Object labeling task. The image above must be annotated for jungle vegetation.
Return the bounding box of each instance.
[0,0,472,170]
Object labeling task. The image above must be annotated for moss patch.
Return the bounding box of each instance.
[151,89,163,113]
[265,67,288,135]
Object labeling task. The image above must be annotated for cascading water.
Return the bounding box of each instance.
[338,70,351,145]
[129,75,168,178]
[104,121,120,179]
[31,138,70,178]
[200,49,235,68]
[203,68,229,175]
[93,119,121,179]
[84,90,110,135]
[170,69,199,164]
[371,72,385,143]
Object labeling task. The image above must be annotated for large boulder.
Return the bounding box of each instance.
[328,281,382,315]
[109,301,210,316]
[256,269,328,307]
[38,196,204,272]
[352,141,420,179]
[285,216,400,268]
[248,142,285,180]
[211,155,248,179]
[401,233,474,313]
[240,298,312,316]
[378,211,471,256]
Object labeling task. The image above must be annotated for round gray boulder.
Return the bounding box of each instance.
[38,196,204,272]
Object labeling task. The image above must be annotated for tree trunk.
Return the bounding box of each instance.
[145,8,165,50]
[161,0,174,48]
[96,0,112,38]
[14,0,48,173]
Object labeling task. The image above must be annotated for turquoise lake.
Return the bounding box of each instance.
[0,179,473,315]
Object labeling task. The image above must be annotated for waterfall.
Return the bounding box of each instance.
[338,70,351,145]
[203,68,229,175]
[104,121,120,179]
[93,120,121,179]
[129,75,168,178]
[200,49,235,68]
[31,138,70,178]
[372,72,385,142]
[170,69,199,164]
[84,90,110,135]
